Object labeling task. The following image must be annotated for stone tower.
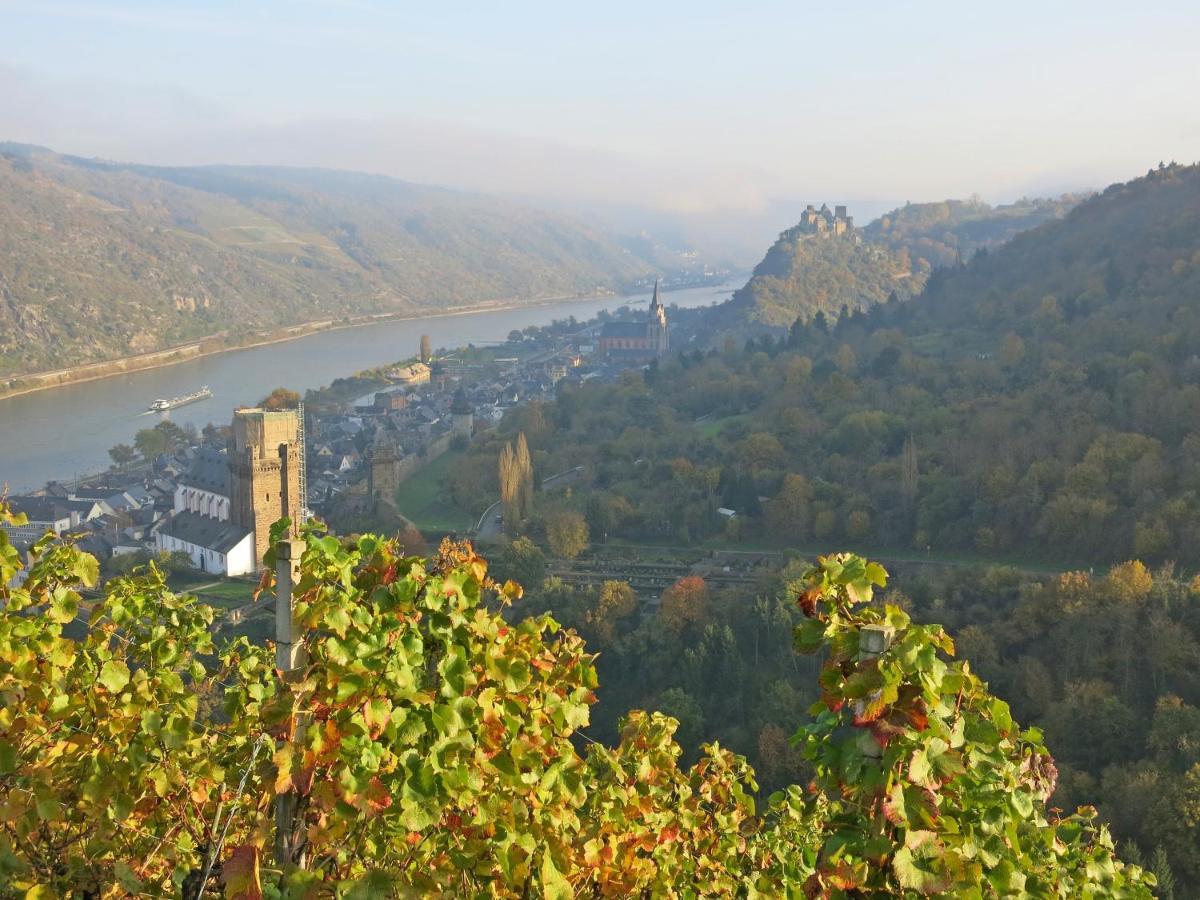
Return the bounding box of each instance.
[647,279,669,358]
[366,437,402,501]
[450,389,474,438]
[229,407,301,567]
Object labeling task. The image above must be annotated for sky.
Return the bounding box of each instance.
[2,0,1198,258]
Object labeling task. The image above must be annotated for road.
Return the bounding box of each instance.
[473,466,584,543]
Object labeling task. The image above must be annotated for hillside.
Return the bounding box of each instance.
[862,194,1082,268]
[729,215,921,327]
[420,164,1200,878]
[0,144,676,377]
[729,194,1083,329]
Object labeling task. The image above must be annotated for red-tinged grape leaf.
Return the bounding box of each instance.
[883,781,908,826]
[365,776,393,815]
[252,568,273,601]
[904,700,930,732]
[825,859,866,889]
[797,587,823,618]
[222,844,262,900]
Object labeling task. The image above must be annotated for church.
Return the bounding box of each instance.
[597,279,670,360]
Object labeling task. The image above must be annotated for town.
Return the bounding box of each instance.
[0,283,695,583]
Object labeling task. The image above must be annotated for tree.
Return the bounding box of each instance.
[259,387,300,409]
[498,432,534,526]
[1000,330,1025,366]
[133,427,168,460]
[419,334,432,363]
[547,510,589,559]
[107,443,136,471]
[660,575,710,634]
[585,579,637,646]
[901,434,919,508]
[846,509,872,540]
[765,474,812,541]
[834,342,858,374]
[497,536,546,589]
[516,432,534,520]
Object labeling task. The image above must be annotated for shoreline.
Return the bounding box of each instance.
[0,289,637,404]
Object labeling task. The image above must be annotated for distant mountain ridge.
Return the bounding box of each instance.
[0,144,688,378]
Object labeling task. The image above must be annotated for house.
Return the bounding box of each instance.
[154,445,254,576]
[1,496,73,546]
[155,513,255,576]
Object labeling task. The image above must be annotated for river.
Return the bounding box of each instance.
[0,282,735,492]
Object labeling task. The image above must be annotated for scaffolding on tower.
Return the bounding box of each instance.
[297,399,311,521]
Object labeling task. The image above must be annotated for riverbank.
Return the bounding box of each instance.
[0,282,738,493]
[0,290,628,403]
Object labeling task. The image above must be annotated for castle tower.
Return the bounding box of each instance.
[647,279,669,357]
[229,407,301,567]
[366,436,401,501]
[450,389,474,438]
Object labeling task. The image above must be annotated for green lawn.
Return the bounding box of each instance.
[167,575,257,609]
[393,450,474,536]
[692,413,751,438]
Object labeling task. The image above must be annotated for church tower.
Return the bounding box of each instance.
[229,407,301,567]
[647,279,669,357]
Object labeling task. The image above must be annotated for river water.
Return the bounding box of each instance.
[0,282,735,491]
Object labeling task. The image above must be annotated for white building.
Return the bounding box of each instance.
[1,496,73,546]
[156,513,254,576]
[154,448,254,576]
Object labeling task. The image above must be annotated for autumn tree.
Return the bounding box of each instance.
[585,579,637,647]
[546,509,589,559]
[660,575,710,634]
[419,334,432,363]
[498,432,533,526]
[765,473,812,541]
[258,387,300,410]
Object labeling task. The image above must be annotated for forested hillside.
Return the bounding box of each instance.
[425,163,1200,881]
[862,194,1081,268]
[730,193,1077,328]
[730,226,921,327]
[0,144,674,377]
[450,163,1200,563]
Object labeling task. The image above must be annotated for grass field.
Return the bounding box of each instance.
[393,450,475,536]
[692,413,751,438]
[167,574,257,609]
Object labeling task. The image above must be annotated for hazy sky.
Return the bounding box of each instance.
[2,1,1198,256]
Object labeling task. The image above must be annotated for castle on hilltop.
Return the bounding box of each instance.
[782,203,855,240]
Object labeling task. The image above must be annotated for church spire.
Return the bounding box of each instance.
[650,278,663,313]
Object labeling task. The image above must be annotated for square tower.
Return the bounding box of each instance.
[229,408,301,567]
